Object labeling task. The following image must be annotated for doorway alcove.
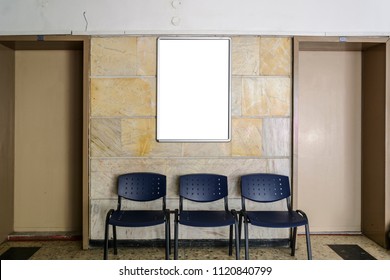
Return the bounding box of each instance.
[0,36,89,249]
[293,37,390,248]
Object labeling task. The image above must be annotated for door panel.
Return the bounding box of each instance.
[297,51,362,232]
[14,49,82,232]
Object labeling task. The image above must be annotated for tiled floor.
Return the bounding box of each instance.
[1,235,390,260]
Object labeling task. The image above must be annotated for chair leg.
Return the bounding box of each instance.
[238,213,242,241]
[228,225,233,256]
[234,221,240,260]
[113,225,117,255]
[104,221,109,260]
[291,227,297,256]
[244,217,249,260]
[305,224,312,260]
[168,213,172,256]
[238,213,243,257]
[165,215,170,260]
[174,210,179,260]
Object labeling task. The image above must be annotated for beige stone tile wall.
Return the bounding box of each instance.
[89,36,292,240]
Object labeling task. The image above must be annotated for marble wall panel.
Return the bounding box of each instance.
[260,37,292,76]
[91,77,156,117]
[231,77,242,116]
[90,158,275,199]
[231,37,260,75]
[262,118,291,157]
[91,37,137,76]
[182,142,231,157]
[90,200,110,240]
[242,77,291,117]
[90,171,117,199]
[121,118,155,157]
[231,118,262,157]
[90,158,169,173]
[90,118,122,157]
[265,158,291,177]
[136,37,157,76]
[121,118,182,157]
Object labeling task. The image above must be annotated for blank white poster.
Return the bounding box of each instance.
[157,37,231,142]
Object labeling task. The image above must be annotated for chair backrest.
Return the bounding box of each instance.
[179,174,228,209]
[117,172,166,202]
[241,173,291,203]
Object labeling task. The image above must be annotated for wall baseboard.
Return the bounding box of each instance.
[8,231,81,241]
[89,238,290,248]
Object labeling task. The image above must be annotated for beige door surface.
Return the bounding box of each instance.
[14,49,82,232]
[297,51,362,232]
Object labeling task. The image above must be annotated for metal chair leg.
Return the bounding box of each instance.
[104,222,109,260]
[244,217,249,260]
[238,213,242,241]
[291,227,297,256]
[174,210,179,260]
[234,221,240,260]
[113,225,117,255]
[305,224,312,260]
[165,214,170,260]
[168,213,171,257]
[229,225,233,256]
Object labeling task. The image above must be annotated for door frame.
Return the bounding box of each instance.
[0,35,90,249]
[292,36,390,246]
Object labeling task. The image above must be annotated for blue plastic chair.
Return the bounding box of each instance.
[174,174,239,259]
[104,172,170,260]
[240,173,312,260]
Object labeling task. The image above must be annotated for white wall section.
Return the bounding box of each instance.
[1,0,390,35]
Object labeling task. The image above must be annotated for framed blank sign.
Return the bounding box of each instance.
[157,37,231,142]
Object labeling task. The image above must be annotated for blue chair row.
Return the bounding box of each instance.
[103,172,312,260]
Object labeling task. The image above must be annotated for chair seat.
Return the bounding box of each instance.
[109,210,166,227]
[179,210,235,227]
[246,211,308,228]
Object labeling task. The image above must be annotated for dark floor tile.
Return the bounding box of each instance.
[328,244,376,260]
[0,247,41,260]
